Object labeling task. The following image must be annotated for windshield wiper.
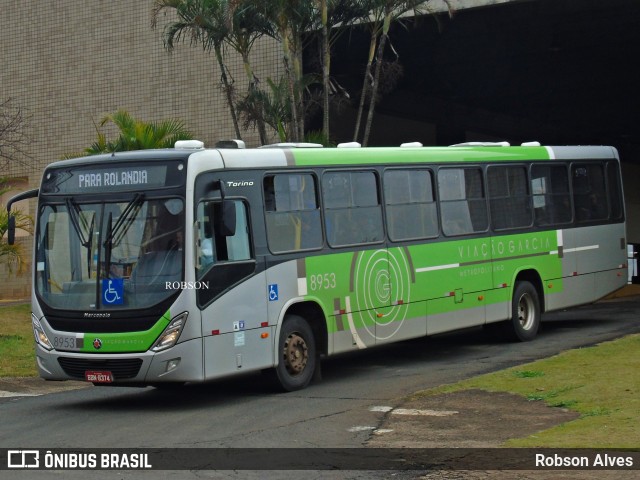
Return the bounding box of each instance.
[102,193,145,278]
[65,198,95,277]
[103,211,113,280]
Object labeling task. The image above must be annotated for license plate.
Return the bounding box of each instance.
[85,371,113,383]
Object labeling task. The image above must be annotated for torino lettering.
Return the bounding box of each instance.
[166,281,210,290]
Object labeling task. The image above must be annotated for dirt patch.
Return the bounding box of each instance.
[368,389,579,448]
[368,389,637,479]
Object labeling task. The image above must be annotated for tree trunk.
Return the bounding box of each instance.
[320,0,330,143]
[241,53,268,145]
[214,44,242,140]
[281,29,300,143]
[292,34,305,141]
[362,13,392,147]
[353,33,378,143]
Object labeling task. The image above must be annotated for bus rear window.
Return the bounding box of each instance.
[572,163,608,222]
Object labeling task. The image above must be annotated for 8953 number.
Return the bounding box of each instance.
[52,336,78,350]
[309,273,336,291]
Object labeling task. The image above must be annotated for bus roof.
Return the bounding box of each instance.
[215,144,619,170]
[44,143,619,172]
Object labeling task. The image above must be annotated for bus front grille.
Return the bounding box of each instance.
[58,357,143,380]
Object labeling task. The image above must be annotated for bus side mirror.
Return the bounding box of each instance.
[210,200,236,237]
[5,188,39,245]
[7,215,15,245]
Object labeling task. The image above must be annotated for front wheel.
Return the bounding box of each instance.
[509,281,541,342]
[271,315,317,392]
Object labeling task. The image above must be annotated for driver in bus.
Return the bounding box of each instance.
[132,199,184,286]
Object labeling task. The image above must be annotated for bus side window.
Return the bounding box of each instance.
[572,163,608,222]
[531,165,572,226]
[488,165,532,230]
[384,169,438,241]
[264,173,322,253]
[607,161,624,221]
[323,170,384,247]
[438,167,487,236]
[196,199,251,277]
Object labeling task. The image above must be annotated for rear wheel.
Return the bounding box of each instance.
[509,281,541,341]
[272,315,317,392]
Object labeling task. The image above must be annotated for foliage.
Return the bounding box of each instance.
[0,178,33,274]
[152,0,247,140]
[65,110,193,158]
[150,0,453,145]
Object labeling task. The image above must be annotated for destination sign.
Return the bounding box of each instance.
[41,164,179,194]
[78,169,157,189]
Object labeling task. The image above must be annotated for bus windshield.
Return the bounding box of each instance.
[35,196,184,311]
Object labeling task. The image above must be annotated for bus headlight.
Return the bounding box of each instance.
[32,314,53,351]
[151,312,188,352]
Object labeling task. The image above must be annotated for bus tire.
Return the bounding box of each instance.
[508,280,541,342]
[272,315,317,392]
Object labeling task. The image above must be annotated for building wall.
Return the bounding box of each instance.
[0,0,283,300]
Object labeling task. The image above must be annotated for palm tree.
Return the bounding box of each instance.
[0,179,33,274]
[356,0,453,146]
[253,0,318,142]
[225,2,274,144]
[66,110,193,157]
[315,1,370,143]
[151,0,243,139]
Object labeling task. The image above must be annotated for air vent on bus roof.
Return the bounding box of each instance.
[521,141,541,147]
[259,142,323,148]
[449,141,510,147]
[175,140,204,149]
[337,142,361,148]
[215,139,246,149]
[400,142,423,148]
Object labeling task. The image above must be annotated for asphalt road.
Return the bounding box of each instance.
[2,296,639,479]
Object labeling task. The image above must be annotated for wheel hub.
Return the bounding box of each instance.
[283,333,308,375]
[518,293,535,330]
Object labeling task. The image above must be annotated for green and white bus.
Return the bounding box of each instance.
[7,140,628,391]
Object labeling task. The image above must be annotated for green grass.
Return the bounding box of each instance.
[0,303,37,377]
[413,334,640,448]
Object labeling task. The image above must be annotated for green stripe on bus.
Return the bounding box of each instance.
[288,146,551,166]
[303,230,562,335]
[80,310,171,353]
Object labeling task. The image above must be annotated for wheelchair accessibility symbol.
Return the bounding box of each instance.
[268,284,279,302]
[102,278,124,305]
